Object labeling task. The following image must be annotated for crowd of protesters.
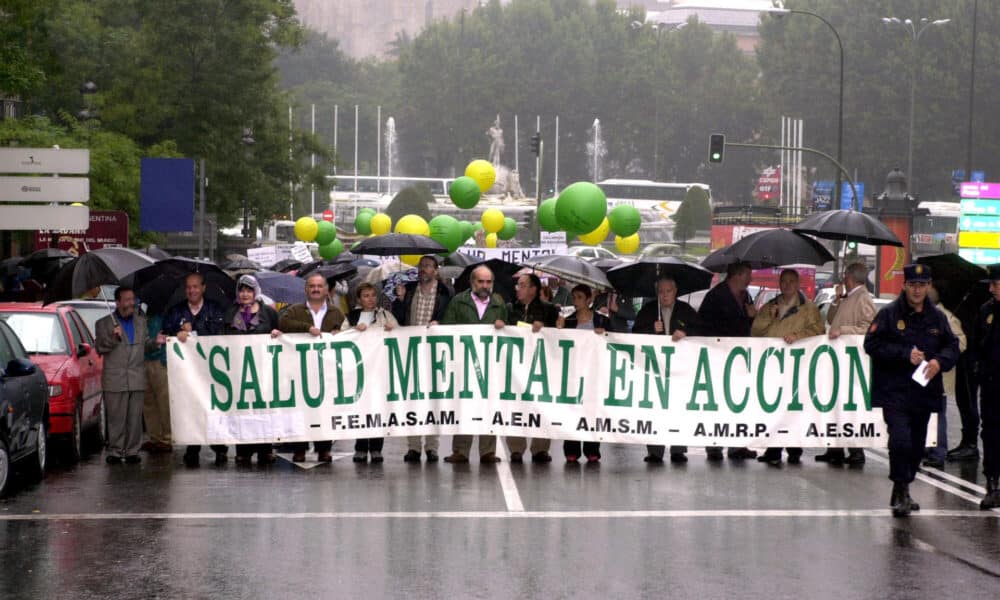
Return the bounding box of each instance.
[89,255,1000,513]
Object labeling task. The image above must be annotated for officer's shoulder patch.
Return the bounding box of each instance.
[869,323,877,333]
[989,314,994,325]
[897,319,906,331]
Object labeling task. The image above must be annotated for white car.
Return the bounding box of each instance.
[566,246,618,262]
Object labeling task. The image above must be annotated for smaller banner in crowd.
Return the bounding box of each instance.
[168,327,897,449]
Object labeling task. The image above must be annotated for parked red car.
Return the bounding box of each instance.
[0,303,104,462]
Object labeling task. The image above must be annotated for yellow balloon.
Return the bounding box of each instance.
[370,213,392,236]
[395,214,430,236]
[578,217,610,246]
[294,216,319,242]
[481,208,505,234]
[615,233,640,254]
[401,254,421,266]
[465,159,497,193]
[485,232,499,248]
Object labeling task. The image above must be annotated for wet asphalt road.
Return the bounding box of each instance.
[1,404,999,600]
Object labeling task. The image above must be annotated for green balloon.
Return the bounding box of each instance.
[555,182,607,234]
[498,217,517,241]
[429,214,463,253]
[538,198,560,232]
[315,220,337,246]
[473,222,484,232]
[354,211,373,235]
[319,238,344,260]
[449,176,482,209]
[608,204,641,237]
[359,207,376,215]
[460,220,476,241]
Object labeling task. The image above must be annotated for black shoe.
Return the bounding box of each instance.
[946,445,980,462]
[403,450,421,463]
[706,448,724,461]
[815,450,843,463]
[845,449,866,466]
[106,455,122,465]
[509,452,523,464]
[124,455,141,464]
[644,454,665,464]
[183,452,200,468]
[891,483,911,518]
[757,452,781,467]
[670,452,688,464]
[728,447,757,460]
[981,477,1000,510]
[531,451,552,464]
[922,457,945,470]
[426,449,439,462]
[786,453,802,465]
[214,452,228,466]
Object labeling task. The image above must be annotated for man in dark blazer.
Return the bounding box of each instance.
[697,261,758,461]
[633,276,702,464]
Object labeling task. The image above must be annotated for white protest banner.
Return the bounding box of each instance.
[168,327,890,449]
[456,246,567,263]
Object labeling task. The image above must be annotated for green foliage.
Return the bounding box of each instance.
[672,186,711,247]
[3,0,328,230]
[386,185,433,223]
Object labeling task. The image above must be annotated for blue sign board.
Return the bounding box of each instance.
[811,181,834,211]
[960,198,1000,216]
[840,182,864,210]
[953,169,988,195]
[959,247,1000,265]
[140,158,194,232]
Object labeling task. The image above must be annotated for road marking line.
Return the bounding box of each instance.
[1,509,998,521]
[495,441,525,512]
[866,451,988,506]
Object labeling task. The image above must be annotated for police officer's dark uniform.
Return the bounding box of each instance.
[972,265,1000,509]
[864,264,959,517]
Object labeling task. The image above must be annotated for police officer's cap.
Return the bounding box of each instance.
[903,264,932,282]
[985,264,1000,282]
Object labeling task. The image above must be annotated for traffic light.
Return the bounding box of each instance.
[709,134,725,163]
[530,133,541,156]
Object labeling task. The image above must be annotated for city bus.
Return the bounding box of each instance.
[911,201,960,258]
[596,179,712,244]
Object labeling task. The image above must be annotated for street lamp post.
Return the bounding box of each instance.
[633,20,686,180]
[882,17,951,191]
[681,3,847,208]
[241,128,255,238]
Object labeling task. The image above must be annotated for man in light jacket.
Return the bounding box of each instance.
[820,261,877,466]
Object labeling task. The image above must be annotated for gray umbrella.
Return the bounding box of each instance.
[521,255,611,290]
[43,247,157,303]
[352,234,446,256]
[792,209,903,247]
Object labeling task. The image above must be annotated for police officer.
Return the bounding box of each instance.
[973,265,1000,509]
[864,264,959,517]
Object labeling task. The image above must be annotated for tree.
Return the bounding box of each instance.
[386,185,433,223]
[672,186,711,250]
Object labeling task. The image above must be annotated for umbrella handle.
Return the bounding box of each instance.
[100,287,119,328]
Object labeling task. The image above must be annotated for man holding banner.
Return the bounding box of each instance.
[441,265,508,464]
[864,264,958,518]
[279,273,345,463]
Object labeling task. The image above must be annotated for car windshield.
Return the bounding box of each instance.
[0,312,69,354]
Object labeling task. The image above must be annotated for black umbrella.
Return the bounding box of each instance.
[916,253,987,314]
[607,257,714,299]
[792,209,903,247]
[297,260,359,282]
[222,257,262,272]
[125,257,235,315]
[453,258,521,302]
[1,256,24,277]
[592,258,625,272]
[20,248,75,283]
[43,247,157,303]
[701,229,835,273]
[444,252,479,267]
[521,255,612,290]
[141,245,172,260]
[255,271,307,305]
[271,258,303,273]
[351,234,446,256]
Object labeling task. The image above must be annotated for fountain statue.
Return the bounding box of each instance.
[487,114,504,168]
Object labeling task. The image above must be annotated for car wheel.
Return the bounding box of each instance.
[0,438,10,497]
[23,420,46,483]
[66,403,82,463]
